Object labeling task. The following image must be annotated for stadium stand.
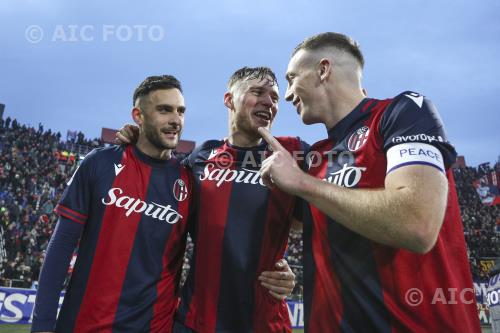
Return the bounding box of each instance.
[0,117,85,288]
[455,165,500,280]
[0,116,498,309]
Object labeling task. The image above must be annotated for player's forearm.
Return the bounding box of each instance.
[295,172,445,253]
[32,217,83,332]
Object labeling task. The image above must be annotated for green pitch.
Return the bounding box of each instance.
[0,324,30,333]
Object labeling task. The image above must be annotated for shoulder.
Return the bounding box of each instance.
[274,136,307,151]
[184,139,224,167]
[386,91,435,114]
[76,145,125,174]
[81,145,123,161]
[192,140,224,155]
[379,90,442,134]
[310,138,332,151]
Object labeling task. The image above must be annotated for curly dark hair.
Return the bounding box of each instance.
[227,66,278,91]
[133,75,183,106]
[293,32,364,68]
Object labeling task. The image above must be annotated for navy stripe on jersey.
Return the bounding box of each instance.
[216,149,270,331]
[306,99,393,332]
[150,166,191,332]
[56,146,123,332]
[333,101,391,332]
[328,222,391,332]
[302,200,314,331]
[179,138,301,333]
[74,147,153,332]
[182,144,235,331]
[305,94,478,332]
[53,145,190,333]
[113,164,182,332]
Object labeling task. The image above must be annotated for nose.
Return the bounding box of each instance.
[168,112,182,128]
[285,85,293,102]
[260,94,274,108]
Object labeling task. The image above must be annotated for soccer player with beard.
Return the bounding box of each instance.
[32,75,193,333]
[117,67,304,333]
[258,32,481,332]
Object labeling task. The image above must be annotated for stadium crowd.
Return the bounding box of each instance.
[454,164,500,280]
[0,116,499,298]
[0,117,90,287]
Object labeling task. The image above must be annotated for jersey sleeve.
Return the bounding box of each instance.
[31,216,84,332]
[54,150,97,225]
[379,92,457,173]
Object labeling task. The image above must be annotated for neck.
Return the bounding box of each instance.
[323,85,365,131]
[136,136,172,160]
[227,131,262,147]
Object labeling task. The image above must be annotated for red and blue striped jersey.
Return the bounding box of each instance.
[54,145,192,332]
[303,92,480,332]
[177,138,306,333]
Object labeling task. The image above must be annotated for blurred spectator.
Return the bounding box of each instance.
[1,116,498,303]
[285,229,303,300]
[454,165,500,280]
[0,118,102,287]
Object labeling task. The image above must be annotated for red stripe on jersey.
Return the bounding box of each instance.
[150,167,192,333]
[252,138,300,333]
[74,146,152,332]
[54,204,87,225]
[372,99,393,151]
[364,100,480,331]
[355,99,391,189]
[373,170,480,332]
[307,140,345,332]
[184,149,237,332]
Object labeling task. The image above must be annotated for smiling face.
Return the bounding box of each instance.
[135,88,185,153]
[285,49,325,125]
[227,74,279,143]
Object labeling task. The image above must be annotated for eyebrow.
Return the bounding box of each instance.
[249,86,279,99]
[156,104,186,112]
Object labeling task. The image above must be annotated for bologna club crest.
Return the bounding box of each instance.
[347,126,370,152]
[173,179,188,202]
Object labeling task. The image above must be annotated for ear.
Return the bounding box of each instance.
[131,107,143,126]
[223,92,234,110]
[318,58,332,82]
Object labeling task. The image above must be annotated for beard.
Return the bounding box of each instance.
[143,121,180,151]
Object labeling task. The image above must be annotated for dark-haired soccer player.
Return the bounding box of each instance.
[259,32,481,332]
[118,67,304,333]
[32,75,193,333]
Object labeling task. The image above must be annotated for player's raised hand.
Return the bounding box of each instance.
[115,124,140,145]
[258,127,304,195]
[258,259,296,300]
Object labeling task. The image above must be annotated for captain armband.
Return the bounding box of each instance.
[386,143,445,175]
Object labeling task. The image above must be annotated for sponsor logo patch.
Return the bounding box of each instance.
[173,179,188,202]
[114,163,125,176]
[324,164,366,188]
[101,188,183,224]
[347,126,370,152]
